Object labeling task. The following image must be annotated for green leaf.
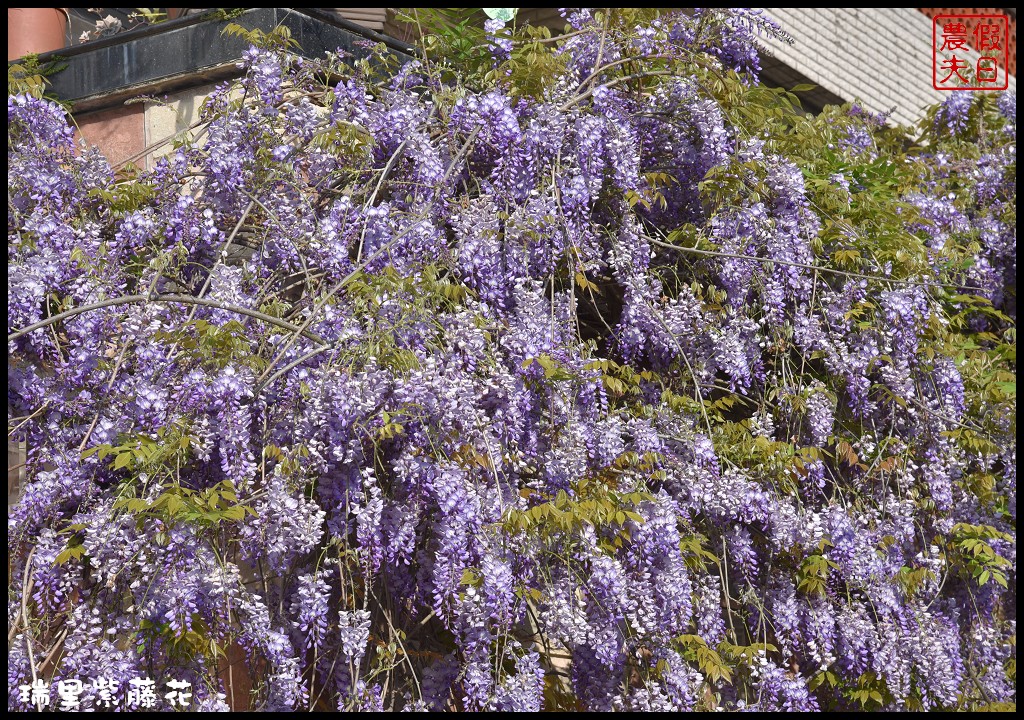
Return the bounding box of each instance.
[81,444,104,459]
[166,495,183,516]
[483,8,517,22]
[222,505,246,521]
[994,381,1016,395]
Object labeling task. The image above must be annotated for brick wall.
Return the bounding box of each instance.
[759,8,1016,127]
[8,440,25,510]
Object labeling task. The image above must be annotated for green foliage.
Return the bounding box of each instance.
[153,318,261,371]
[335,264,474,374]
[54,535,86,565]
[483,8,517,22]
[585,358,658,398]
[504,476,651,541]
[678,533,720,571]
[82,422,196,473]
[133,8,169,24]
[308,119,375,163]
[8,52,68,103]
[797,550,839,597]
[894,565,936,599]
[202,8,248,23]
[976,702,1017,712]
[947,523,1013,589]
[396,7,571,98]
[675,634,732,684]
[113,480,254,529]
[87,180,158,215]
[136,615,227,663]
[222,21,299,51]
[809,668,840,692]
[845,671,892,709]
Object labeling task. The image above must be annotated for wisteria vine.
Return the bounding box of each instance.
[8,8,1016,712]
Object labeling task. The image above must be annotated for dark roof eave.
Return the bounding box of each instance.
[20,7,416,114]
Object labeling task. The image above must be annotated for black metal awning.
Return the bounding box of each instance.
[26,8,415,113]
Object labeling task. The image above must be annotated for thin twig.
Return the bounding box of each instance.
[643,233,985,291]
[254,230,420,385]
[559,70,678,112]
[357,139,411,263]
[21,547,38,686]
[8,402,50,437]
[37,628,68,674]
[9,294,328,345]
[254,345,333,396]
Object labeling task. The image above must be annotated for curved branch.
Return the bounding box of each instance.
[9,294,328,345]
[642,233,984,291]
[559,70,678,112]
[253,344,334,396]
